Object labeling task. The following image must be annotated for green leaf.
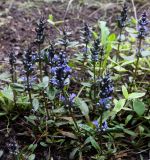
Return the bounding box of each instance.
[38,76,49,89]
[58,130,78,139]
[12,83,25,92]
[103,99,126,121]
[89,136,100,151]
[133,100,145,116]
[69,148,79,160]
[46,87,57,100]
[113,99,126,113]
[47,14,55,25]
[0,150,4,158]
[108,33,116,41]
[124,129,137,136]
[125,114,133,125]
[128,92,145,100]
[122,85,128,99]
[141,50,150,57]
[0,72,11,82]
[75,97,89,116]
[1,86,13,101]
[0,112,7,116]
[32,98,39,111]
[42,76,49,88]
[28,144,37,152]
[28,154,35,160]
[114,66,127,72]
[125,27,137,33]
[40,142,48,147]
[98,21,110,46]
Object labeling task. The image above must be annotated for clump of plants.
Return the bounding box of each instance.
[0,4,150,160]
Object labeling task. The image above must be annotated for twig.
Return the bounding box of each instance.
[131,0,138,29]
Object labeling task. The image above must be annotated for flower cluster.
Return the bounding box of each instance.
[93,120,108,131]
[61,93,76,106]
[6,138,19,156]
[81,23,91,58]
[9,51,16,82]
[117,3,128,28]
[43,44,55,66]
[83,23,91,44]
[97,73,114,110]
[99,47,104,61]
[58,30,69,51]
[50,51,72,89]
[23,48,34,76]
[137,12,149,39]
[35,17,46,45]
[91,38,100,62]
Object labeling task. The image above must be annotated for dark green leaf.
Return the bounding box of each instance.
[133,100,145,116]
[75,97,89,116]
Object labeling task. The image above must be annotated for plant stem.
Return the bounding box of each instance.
[38,44,42,81]
[93,61,96,111]
[43,90,50,119]
[84,43,88,61]
[11,64,17,108]
[93,62,96,83]
[99,55,102,77]
[63,90,80,133]
[134,39,142,83]
[116,28,122,62]
[99,110,103,154]
[26,75,33,108]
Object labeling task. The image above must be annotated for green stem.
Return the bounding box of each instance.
[63,90,80,133]
[98,55,102,77]
[12,64,17,108]
[38,44,42,81]
[27,75,33,108]
[43,90,50,119]
[99,110,103,153]
[84,43,88,61]
[134,39,142,83]
[116,28,122,62]
[93,62,96,83]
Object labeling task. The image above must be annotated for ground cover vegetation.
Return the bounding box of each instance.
[0,1,150,160]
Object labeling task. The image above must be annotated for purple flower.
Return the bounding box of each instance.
[117,3,128,28]
[137,12,149,39]
[97,73,113,110]
[91,38,100,62]
[93,120,108,131]
[101,121,108,131]
[69,93,76,104]
[60,93,76,106]
[50,52,72,89]
[93,120,99,128]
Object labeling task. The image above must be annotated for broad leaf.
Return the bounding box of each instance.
[32,98,39,111]
[1,86,14,101]
[98,21,110,46]
[122,85,128,99]
[113,99,126,113]
[75,97,89,116]
[133,100,145,116]
[89,136,100,151]
[28,154,35,160]
[69,148,79,160]
[128,92,145,100]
